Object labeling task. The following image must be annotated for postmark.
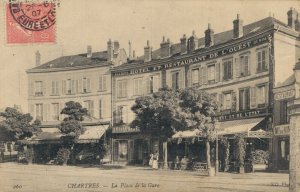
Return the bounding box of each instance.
[6,0,57,44]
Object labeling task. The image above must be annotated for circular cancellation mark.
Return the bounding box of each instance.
[9,0,56,31]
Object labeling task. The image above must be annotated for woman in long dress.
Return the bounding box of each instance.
[149,153,153,167]
[152,151,159,169]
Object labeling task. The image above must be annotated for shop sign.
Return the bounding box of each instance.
[113,34,271,76]
[274,124,290,136]
[216,108,268,121]
[274,90,295,101]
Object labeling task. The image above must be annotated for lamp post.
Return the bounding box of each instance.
[214,120,221,176]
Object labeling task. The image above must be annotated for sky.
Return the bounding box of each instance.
[0,0,299,112]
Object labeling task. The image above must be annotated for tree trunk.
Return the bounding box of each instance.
[206,141,214,176]
[163,141,168,169]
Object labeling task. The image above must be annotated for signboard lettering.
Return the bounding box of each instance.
[274,124,290,136]
[274,90,295,100]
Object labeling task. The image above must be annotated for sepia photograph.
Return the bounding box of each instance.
[0,0,300,191]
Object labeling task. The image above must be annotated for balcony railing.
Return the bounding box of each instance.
[35,92,43,96]
[112,124,140,133]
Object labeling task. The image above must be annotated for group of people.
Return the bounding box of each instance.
[149,151,159,169]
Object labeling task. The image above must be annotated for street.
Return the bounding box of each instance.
[0,163,289,192]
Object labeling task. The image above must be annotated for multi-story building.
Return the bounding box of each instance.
[110,9,300,165]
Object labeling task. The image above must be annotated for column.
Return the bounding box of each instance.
[288,99,300,192]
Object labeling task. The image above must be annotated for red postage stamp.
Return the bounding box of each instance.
[6,0,56,44]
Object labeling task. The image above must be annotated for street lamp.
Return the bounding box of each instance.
[214,120,221,176]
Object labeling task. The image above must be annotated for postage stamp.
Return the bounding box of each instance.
[6,0,56,44]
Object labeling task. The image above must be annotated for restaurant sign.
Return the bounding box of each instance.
[274,90,295,101]
[113,34,272,76]
[216,108,268,121]
[274,124,290,136]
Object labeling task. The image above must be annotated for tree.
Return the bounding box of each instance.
[0,107,41,141]
[58,101,88,165]
[131,87,218,173]
[176,87,218,175]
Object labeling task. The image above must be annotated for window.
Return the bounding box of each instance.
[35,81,43,96]
[280,100,289,124]
[172,72,180,90]
[224,92,232,110]
[35,104,43,121]
[192,69,199,85]
[207,64,215,83]
[149,75,159,94]
[115,106,127,124]
[223,59,233,80]
[84,100,94,117]
[240,55,250,76]
[257,85,266,106]
[52,103,59,121]
[99,75,107,91]
[51,81,59,95]
[257,50,268,73]
[117,80,128,98]
[239,87,250,111]
[133,78,143,95]
[66,79,71,94]
[82,77,91,93]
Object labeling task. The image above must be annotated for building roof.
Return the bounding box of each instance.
[28,16,298,73]
[27,51,112,73]
[113,17,297,71]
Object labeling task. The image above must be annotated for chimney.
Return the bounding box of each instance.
[287,7,298,29]
[133,50,136,58]
[114,41,120,53]
[128,41,132,59]
[87,45,92,58]
[144,40,152,62]
[205,23,214,47]
[35,50,41,67]
[180,34,187,54]
[107,39,114,62]
[187,30,198,53]
[233,14,243,38]
[160,36,171,58]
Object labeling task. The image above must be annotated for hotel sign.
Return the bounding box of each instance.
[274,124,290,136]
[216,108,268,121]
[274,90,295,101]
[113,34,272,76]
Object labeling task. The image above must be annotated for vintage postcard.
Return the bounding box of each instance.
[0,0,300,192]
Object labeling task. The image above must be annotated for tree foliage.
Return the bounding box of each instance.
[0,107,41,141]
[60,101,88,121]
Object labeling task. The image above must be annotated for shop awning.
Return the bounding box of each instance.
[172,117,268,139]
[20,125,109,144]
[218,117,265,135]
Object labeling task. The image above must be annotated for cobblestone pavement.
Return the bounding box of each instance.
[0,163,289,192]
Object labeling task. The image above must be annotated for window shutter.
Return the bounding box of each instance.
[79,79,82,93]
[171,73,176,89]
[56,81,59,95]
[51,81,55,95]
[265,84,269,104]
[60,103,64,120]
[219,94,224,111]
[75,80,78,94]
[103,75,107,91]
[146,78,150,94]
[179,71,184,89]
[99,76,103,91]
[215,63,220,82]
[199,68,203,85]
[99,99,102,119]
[62,80,66,94]
[29,80,34,96]
[235,58,240,78]
[203,65,208,85]
[245,56,250,75]
[153,76,159,92]
[47,103,51,121]
[43,81,47,96]
[71,80,75,94]
[43,104,47,122]
[250,87,256,108]
[90,100,94,117]
[87,78,91,92]
[231,91,236,111]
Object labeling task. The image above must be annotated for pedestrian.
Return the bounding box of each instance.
[149,152,153,167]
[152,151,159,169]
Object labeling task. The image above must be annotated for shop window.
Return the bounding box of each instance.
[239,55,250,76]
[34,81,43,96]
[239,88,250,111]
[191,68,199,85]
[256,50,268,73]
[207,64,215,84]
[223,59,233,81]
[117,80,128,98]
